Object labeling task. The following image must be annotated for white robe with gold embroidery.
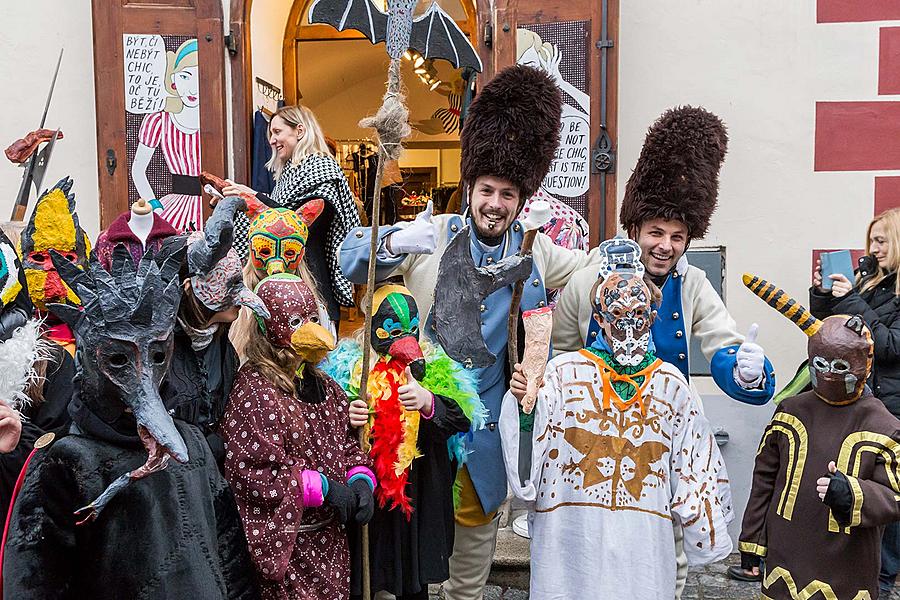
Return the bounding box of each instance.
[500,350,733,599]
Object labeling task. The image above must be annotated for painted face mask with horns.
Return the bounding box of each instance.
[744,274,873,405]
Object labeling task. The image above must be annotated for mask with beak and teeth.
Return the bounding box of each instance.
[371,284,426,380]
[591,272,656,367]
[48,244,188,523]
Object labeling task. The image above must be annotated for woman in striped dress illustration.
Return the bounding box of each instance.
[131,39,202,233]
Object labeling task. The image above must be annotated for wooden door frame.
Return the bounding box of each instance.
[227,0,614,242]
[92,0,227,229]
[483,0,619,245]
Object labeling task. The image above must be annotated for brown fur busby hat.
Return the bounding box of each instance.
[619,106,728,240]
[460,65,562,203]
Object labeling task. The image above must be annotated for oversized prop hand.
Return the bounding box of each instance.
[348,398,370,428]
[386,201,436,255]
[399,367,434,415]
[735,323,766,388]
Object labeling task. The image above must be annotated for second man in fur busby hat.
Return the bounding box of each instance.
[549,105,777,592]
[340,64,610,600]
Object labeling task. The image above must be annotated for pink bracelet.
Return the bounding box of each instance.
[300,469,325,508]
[346,466,377,490]
[420,393,436,420]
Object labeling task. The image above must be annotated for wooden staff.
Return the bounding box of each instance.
[355,144,387,600]
[356,58,405,600]
[507,201,553,374]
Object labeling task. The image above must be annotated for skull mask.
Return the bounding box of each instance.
[591,271,656,367]
[808,315,874,405]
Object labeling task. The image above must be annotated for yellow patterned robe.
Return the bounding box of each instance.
[740,390,900,599]
[500,350,733,599]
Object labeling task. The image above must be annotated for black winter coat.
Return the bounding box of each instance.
[810,271,900,417]
[0,347,74,518]
[2,420,260,600]
[161,326,239,466]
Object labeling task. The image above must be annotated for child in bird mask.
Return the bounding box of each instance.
[220,273,374,600]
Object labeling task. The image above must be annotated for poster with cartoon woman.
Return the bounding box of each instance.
[125,35,202,232]
[516,25,592,304]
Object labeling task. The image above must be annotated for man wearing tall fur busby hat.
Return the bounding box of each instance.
[549,106,776,593]
[340,65,608,600]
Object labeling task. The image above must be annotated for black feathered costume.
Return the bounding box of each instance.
[2,247,259,600]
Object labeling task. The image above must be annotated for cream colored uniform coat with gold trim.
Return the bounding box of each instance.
[500,350,734,600]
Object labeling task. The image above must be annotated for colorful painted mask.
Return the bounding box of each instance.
[808,315,873,405]
[19,177,91,310]
[0,230,24,310]
[744,274,876,406]
[591,272,654,367]
[255,273,334,363]
[248,199,324,276]
[371,284,426,380]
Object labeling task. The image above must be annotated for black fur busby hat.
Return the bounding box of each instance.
[619,106,728,240]
[460,65,562,203]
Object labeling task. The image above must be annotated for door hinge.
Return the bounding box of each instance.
[483,22,493,48]
[225,32,238,56]
[105,149,117,176]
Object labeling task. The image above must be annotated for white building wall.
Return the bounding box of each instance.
[0,0,99,239]
[620,0,898,541]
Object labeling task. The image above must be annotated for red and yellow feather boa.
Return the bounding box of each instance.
[362,357,421,517]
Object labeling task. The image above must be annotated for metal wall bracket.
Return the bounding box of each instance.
[483,22,493,48]
[224,33,238,56]
[591,129,616,174]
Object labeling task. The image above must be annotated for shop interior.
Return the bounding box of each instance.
[255,0,474,225]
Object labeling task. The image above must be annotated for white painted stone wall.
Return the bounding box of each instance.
[0,0,99,238]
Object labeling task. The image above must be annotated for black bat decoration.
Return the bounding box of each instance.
[308,0,483,72]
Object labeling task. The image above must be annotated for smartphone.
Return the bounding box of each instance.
[820,250,855,291]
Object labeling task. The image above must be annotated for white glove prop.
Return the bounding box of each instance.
[386,200,436,256]
[735,323,766,389]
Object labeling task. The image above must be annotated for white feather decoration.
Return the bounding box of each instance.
[0,319,54,413]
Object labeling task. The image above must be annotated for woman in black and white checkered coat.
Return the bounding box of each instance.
[224,105,361,328]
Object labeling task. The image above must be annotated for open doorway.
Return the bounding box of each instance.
[292,0,476,224]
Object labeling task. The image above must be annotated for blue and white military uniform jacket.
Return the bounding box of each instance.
[552,255,776,404]
[340,214,603,514]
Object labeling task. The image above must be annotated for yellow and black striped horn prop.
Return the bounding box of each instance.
[742,273,822,337]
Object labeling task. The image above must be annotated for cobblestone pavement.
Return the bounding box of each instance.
[427,553,900,598]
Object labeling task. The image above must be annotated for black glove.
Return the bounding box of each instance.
[325,479,356,524]
[350,478,375,524]
[823,469,853,526]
